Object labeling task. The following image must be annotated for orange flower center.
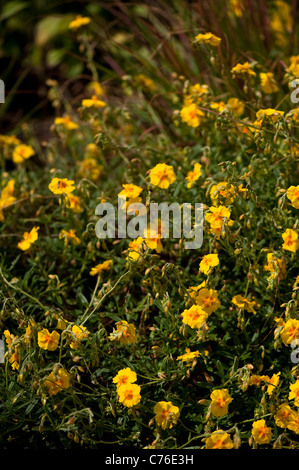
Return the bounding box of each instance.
[157,170,169,181]
[161,409,170,420]
[119,375,128,385]
[203,297,214,308]
[122,327,130,338]
[258,426,267,438]
[190,311,201,321]
[45,335,54,345]
[189,110,198,119]
[124,390,134,401]
[285,236,293,246]
[58,181,67,189]
[216,397,226,408]
[289,327,299,340]
[213,438,225,449]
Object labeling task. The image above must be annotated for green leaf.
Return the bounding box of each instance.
[103,312,123,322]
[216,359,225,378]
[0,1,29,21]
[35,14,74,47]
[77,292,89,308]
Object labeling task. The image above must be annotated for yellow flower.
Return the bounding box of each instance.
[289,380,299,406]
[153,401,180,430]
[195,288,221,315]
[287,108,299,124]
[4,329,16,349]
[282,228,299,252]
[264,252,286,289]
[274,403,293,428]
[87,81,105,97]
[205,430,234,449]
[252,419,272,444]
[180,103,204,127]
[286,186,299,209]
[290,54,299,68]
[118,184,143,215]
[266,372,281,396]
[69,325,89,349]
[77,158,103,181]
[232,294,258,314]
[0,134,21,146]
[126,237,144,261]
[59,229,81,246]
[226,98,244,117]
[181,304,209,329]
[0,179,16,221]
[210,101,226,113]
[17,226,39,251]
[228,0,244,17]
[89,259,112,276]
[56,317,68,330]
[210,182,236,206]
[199,253,219,274]
[187,282,206,299]
[248,374,270,387]
[287,410,299,434]
[82,95,106,108]
[12,144,35,164]
[260,72,279,94]
[44,368,71,396]
[210,389,233,417]
[38,328,60,351]
[231,61,256,77]
[134,74,157,92]
[117,383,141,407]
[0,179,15,200]
[65,194,83,213]
[144,226,163,254]
[118,184,143,199]
[288,61,299,77]
[69,15,91,30]
[280,318,299,345]
[270,1,292,47]
[54,115,78,130]
[113,368,137,389]
[125,196,143,215]
[48,177,75,195]
[149,163,176,189]
[255,108,284,123]
[205,206,233,239]
[264,253,286,276]
[194,32,221,47]
[24,322,35,344]
[177,348,201,363]
[4,330,19,370]
[189,83,209,97]
[8,350,20,370]
[109,320,137,344]
[185,163,202,188]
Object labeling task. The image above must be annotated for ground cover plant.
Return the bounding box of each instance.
[0,0,298,450]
